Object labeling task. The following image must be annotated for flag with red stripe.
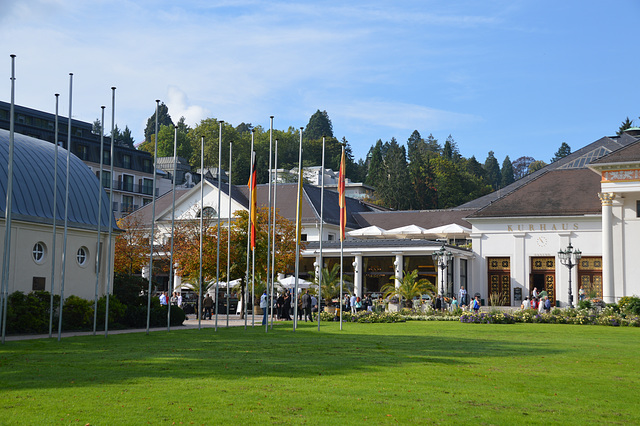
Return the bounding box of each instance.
[338,146,346,241]
[248,153,257,250]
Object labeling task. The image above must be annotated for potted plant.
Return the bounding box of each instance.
[381,269,435,311]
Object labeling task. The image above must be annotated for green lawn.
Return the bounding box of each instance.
[1,321,639,425]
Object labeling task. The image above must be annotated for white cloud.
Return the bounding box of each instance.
[166,86,210,127]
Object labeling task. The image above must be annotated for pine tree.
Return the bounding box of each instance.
[551,142,571,163]
[501,156,515,187]
[144,102,174,142]
[304,110,333,140]
[483,151,501,190]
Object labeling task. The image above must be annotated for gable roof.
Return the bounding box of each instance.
[590,139,640,165]
[467,168,601,218]
[353,209,473,230]
[456,133,638,211]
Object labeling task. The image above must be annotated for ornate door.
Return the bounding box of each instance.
[530,257,556,306]
[578,257,603,300]
[488,257,511,306]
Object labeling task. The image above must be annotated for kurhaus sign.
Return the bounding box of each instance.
[507,223,579,232]
[602,169,640,182]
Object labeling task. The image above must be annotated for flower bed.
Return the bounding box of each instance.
[460,308,640,327]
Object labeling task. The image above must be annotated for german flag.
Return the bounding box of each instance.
[248,152,257,250]
[338,146,346,241]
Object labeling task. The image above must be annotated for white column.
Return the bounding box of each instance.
[599,193,615,303]
[353,254,363,297]
[394,254,403,289]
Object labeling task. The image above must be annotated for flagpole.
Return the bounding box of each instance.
[226,141,232,328]
[49,94,60,338]
[92,105,105,336]
[145,99,160,335]
[199,135,204,330]
[317,135,325,331]
[338,145,346,331]
[266,116,273,332]
[269,139,278,330]
[293,127,303,331]
[244,132,255,330]
[1,54,16,344]
[104,87,116,337]
[57,73,73,342]
[168,124,178,332]
[251,235,255,327]
[215,121,223,331]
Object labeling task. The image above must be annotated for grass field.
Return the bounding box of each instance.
[1,321,639,425]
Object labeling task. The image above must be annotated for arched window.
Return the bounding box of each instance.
[32,242,46,264]
[76,247,88,266]
[198,206,216,218]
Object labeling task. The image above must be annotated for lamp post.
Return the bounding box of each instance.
[558,243,582,308]
[432,243,453,298]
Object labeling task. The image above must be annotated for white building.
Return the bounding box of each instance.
[0,129,117,300]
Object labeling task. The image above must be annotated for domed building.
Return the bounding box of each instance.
[0,128,117,300]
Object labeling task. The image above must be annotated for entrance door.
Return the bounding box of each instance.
[487,257,511,306]
[530,257,556,305]
[578,257,603,300]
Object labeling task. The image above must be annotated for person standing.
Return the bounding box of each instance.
[177,293,183,308]
[450,296,459,311]
[203,294,214,320]
[277,292,285,320]
[459,286,467,306]
[301,290,312,322]
[283,290,292,321]
[350,294,357,314]
[260,290,268,325]
[159,291,167,306]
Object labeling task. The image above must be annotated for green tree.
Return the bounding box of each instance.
[382,138,411,210]
[144,102,174,142]
[92,118,102,136]
[121,125,135,149]
[483,151,501,190]
[304,110,333,140]
[380,269,436,308]
[528,160,547,173]
[442,135,460,162]
[617,117,634,136]
[310,264,352,304]
[551,142,571,163]
[512,156,535,180]
[501,155,515,187]
[156,124,192,159]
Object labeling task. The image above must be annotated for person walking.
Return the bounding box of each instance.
[260,290,268,325]
[459,286,467,306]
[301,290,312,322]
[203,294,214,320]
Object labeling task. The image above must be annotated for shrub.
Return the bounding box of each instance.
[96,296,127,329]
[622,297,640,316]
[5,291,58,334]
[61,295,93,331]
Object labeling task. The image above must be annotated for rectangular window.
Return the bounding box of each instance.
[32,277,46,291]
[101,171,111,189]
[122,174,134,192]
[122,195,134,213]
[123,154,131,169]
[143,158,152,173]
[77,144,88,160]
[328,234,335,241]
[103,150,110,166]
[142,178,153,195]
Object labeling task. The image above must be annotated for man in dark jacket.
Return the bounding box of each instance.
[301,290,313,322]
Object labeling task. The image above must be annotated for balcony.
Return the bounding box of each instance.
[107,179,158,196]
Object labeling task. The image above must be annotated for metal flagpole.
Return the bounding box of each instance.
[293,127,303,331]
[92,105,105,335]
[104,87,116,337]
[168,125,178,331]
[251,235,255,327]
[338,145,346,331]
[1,54,17,344]
[57,73,73,342]
[269,139,278,330]
[215,121,223,331]
[145,100,160,335]
[49,94,60,338]
[265,116,273,331]
[317,135,325,331]
[244,131,255,330]
[226,141,232,328]
[199,135,204,330]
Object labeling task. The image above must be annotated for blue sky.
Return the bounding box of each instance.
[1,0,639,165]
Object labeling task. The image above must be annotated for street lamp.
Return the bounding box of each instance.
[558,243,582,308]
[432,243,453,298]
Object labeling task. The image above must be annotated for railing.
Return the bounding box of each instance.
[105,180,158,196]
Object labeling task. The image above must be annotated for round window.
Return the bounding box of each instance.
[32,242,46,264]
[76,246,88,266]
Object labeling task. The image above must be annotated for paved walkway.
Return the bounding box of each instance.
[3,315,267,342]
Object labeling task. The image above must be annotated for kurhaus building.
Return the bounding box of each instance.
[104,128,640,306]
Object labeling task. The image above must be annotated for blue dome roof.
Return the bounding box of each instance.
[0,128,115,231]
